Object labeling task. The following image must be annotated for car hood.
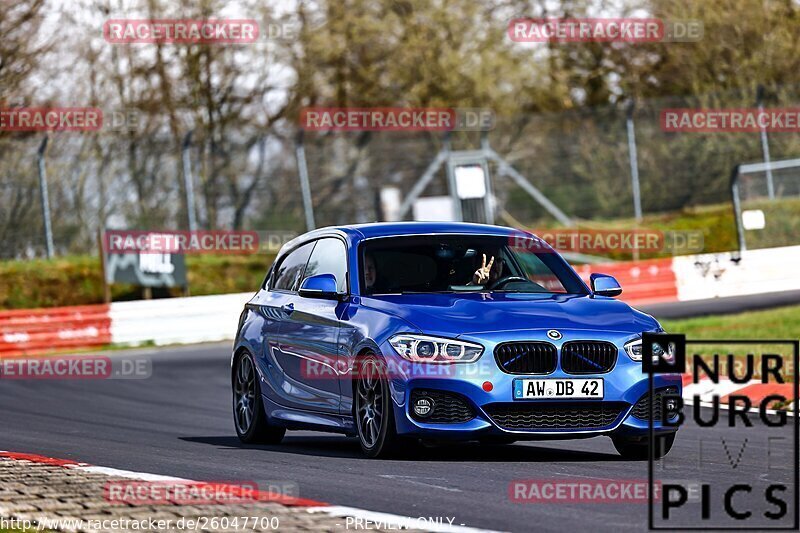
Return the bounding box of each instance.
[361,292,657,337]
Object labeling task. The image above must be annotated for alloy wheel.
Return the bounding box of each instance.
[356,358,384,448]
[234,355,256,434]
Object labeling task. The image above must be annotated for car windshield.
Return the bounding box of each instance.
[360,235,587,295]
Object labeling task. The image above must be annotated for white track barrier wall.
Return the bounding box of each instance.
[109,292,253,346]
[673,244,800,300]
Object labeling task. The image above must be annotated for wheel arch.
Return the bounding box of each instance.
[231,346,251,386]
[350,342,382,397]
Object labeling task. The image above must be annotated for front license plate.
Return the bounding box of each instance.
[514,378,604,400]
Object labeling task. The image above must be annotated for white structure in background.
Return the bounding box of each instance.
[412,196,456,222]
[396,135,573,227]
[741,209,766,231]
[379,187,402,222]
[454,165,487,199]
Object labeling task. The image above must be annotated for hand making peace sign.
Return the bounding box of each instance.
[473,254,495,284]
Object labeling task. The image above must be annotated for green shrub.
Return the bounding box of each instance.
[0,253,275,309]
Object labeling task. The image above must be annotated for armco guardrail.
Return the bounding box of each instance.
[0,245,798,357]
[0,304,111,357]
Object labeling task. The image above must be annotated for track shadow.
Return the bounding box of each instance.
[180,435,626,462]
[181,435,362,459]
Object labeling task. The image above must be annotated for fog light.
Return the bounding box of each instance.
[413,396,435,418]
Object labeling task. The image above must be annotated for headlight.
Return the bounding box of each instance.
[624,338,643,361]
[389,334,483,363]
[624,337,675,364]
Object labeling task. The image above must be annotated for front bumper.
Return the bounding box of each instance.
[380,336,682,440]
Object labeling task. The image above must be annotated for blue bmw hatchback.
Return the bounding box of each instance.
[232,222,681,458]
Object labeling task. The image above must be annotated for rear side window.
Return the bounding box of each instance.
[272,241,315,291]
[302,238,348,293]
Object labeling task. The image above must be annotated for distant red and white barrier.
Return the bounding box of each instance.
[680,372,795,413]
[0,304,111,358]
[1,245,799,356]
[576,257,677,305]
[579,244,800,306]
[0,293,252,357]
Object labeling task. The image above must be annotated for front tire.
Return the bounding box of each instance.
[354,355,399,458]
[233,351,285,444]
[612,433,675,460]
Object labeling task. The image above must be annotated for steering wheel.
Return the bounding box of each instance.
[486,275,528,291]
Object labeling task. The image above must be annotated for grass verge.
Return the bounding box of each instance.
[662,304,799,383]
[661,304,800,340]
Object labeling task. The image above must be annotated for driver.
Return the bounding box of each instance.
[364,253,378,290]
[472,253,505,286]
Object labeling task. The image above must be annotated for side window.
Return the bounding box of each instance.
[512,247,568,293]
[302,238,348,293]
[272,242,315,291]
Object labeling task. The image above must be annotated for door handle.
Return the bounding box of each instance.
[281,303,295,314]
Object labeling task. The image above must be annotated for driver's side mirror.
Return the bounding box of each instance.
[590,273,622,297]
[299,273,341,300]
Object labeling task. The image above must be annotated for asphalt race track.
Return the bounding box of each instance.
[1,343,796,532]
[638,289,800,319]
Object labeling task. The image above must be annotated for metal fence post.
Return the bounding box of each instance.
[37,135,55,259]
[730,165,746,254]
[480,132,495,225]
[295,131,316,231]
[756,85,775,199]
[626,101,643,222]
[182,131,198,232]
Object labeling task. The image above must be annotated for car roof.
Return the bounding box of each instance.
[277,222,537,259]
[339,221,520,239]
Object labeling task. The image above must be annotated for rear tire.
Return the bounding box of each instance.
[612,433,675,460]
[233,351,285,444]
[354,354,399,458]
